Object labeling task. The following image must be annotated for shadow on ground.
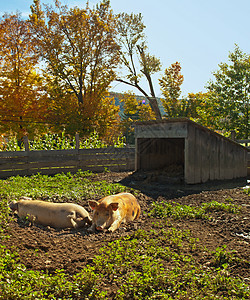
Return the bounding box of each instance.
[119,170,249,199]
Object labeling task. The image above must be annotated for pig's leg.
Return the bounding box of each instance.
[67,212,78,228]
[108,218,122,232]
[26,214,37,223]
[75,216,92,228]
[86,216,92,225]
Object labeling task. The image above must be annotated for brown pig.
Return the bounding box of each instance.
[88,192,140,232]
[9,197,92,229]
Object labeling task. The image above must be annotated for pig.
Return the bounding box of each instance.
[9,197,92,229]
[88,192,140,232]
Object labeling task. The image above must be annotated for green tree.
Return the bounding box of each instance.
[159,61,200,119]
[188,92,221,130]
[206,45,250,138]
[116,12,162,120]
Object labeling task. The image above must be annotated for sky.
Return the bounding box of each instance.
[1,0,249,97]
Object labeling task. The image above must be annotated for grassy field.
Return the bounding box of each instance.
[0,171,249,299]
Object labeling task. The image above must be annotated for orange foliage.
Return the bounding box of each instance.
[0,13,49,138]
[29,0,121,138]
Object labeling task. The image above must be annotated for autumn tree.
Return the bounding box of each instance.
[206,45,250,138]
[0,13,49,138]
[29,0,121,137]
[116,12,162,120]
[159,62,184,117]
[120,91,155,143]
[121,92,154,120]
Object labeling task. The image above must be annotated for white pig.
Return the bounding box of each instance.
[9,197,92,229]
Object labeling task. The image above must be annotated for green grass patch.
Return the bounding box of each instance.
[0,170,127,203]
[149,200,241,220]
[0,227,249,299]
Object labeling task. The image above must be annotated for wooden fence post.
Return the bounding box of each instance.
[23,136,29,152]
[231,130,236,141]
[75,133,80,150]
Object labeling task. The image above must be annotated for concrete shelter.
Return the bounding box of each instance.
[134,118,248,184]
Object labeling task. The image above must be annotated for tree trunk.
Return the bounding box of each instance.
[148,96,162,120]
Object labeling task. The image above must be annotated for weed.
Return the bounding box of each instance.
[243,187,250,195]
[202,200,241,214]
[211,245,239,268]
[0,197,10,231]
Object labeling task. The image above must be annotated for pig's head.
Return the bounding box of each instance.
[88,200,118,231]
[9,200,18,212]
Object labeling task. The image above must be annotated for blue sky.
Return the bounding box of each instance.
[1,0,249,97]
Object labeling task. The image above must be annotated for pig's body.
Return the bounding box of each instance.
[88,192,140,232]
[9,198,92,229]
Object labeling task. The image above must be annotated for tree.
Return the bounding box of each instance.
[116,12,162,120]
[121,91,155,121]
[29,0,121,136]
[159,62,184,117]
[206,45,250,138]
[187,92,221,130]
[120,91,155,143]
[0,13,49,138]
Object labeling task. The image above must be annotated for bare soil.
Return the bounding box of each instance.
[2,172,250,283]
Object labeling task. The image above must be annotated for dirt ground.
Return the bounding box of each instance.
[2,171,250,283]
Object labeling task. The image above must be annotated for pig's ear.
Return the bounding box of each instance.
[88,200,98,210]
[110,202,119,211]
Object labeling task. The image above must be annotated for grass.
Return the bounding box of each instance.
[149,199,242,220]
[0,227,249,299]
[243,186,250,195]
[0,170,127,204]
[0,173,249,299]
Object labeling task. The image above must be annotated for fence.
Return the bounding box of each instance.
[0,135,249,179]
[0,135,135,179]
